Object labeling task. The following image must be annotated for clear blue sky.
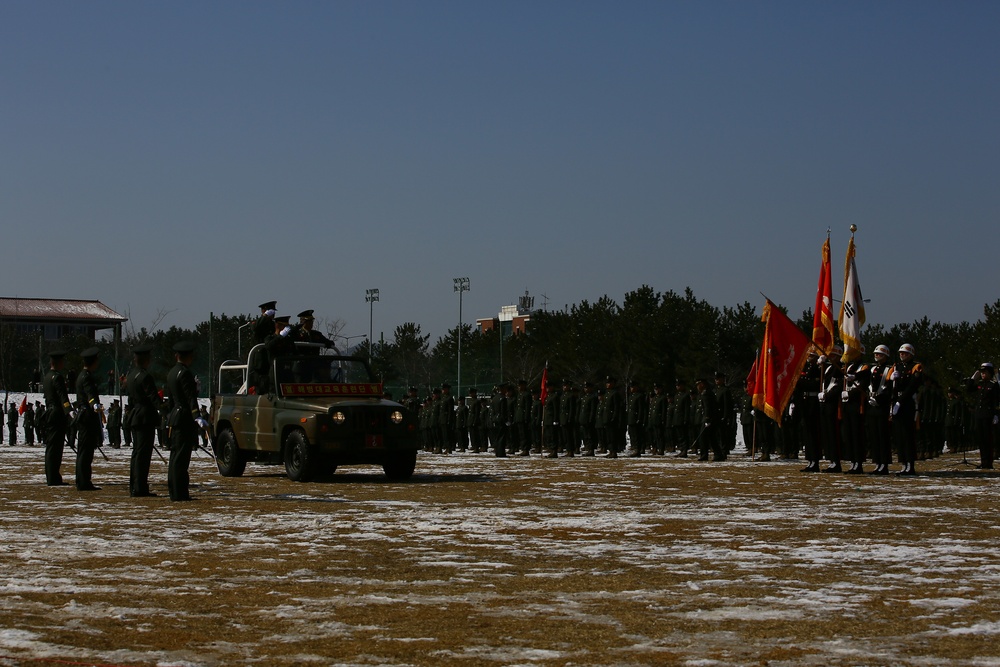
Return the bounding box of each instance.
[3,1,998,343]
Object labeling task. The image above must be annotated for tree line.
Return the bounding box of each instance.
[2,287,1000,400]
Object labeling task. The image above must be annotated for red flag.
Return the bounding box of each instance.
[812,235,834,355]
[745,354,759,397]
[18,395,27,415]
[752,300,812,425]
[539,365,549,405]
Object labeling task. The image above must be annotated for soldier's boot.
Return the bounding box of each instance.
[822,461,842,473]
[799,461,820,472]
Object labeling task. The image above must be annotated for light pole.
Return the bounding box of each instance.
[335,334,368,354]
[365,288,379,366]
[237,320,254,359]
[453,277,470,396]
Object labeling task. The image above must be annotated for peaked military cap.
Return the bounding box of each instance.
[132,343,156,355]
[259,300,277,310]
[274,315,291,325]
[47,348,67,359]
[297,309,315,319]
[172,340,197,354]
[81,346,100,360]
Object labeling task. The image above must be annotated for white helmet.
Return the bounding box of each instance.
[899,343,915,356]
[874,344,890,357]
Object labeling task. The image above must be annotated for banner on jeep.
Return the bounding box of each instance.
[281,383,383,397]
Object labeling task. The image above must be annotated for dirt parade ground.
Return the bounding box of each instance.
[2,443,1000,667]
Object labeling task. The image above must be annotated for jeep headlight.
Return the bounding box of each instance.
[332,411,346,425]
[390,410,404,424]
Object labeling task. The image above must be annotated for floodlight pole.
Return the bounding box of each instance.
[453,277,470,396]
[365,288,379,366]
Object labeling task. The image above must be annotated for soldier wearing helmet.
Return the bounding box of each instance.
[817,345,844,472]
[841,345,869,474]
[865,344,895,474]
[965,362,1000,470]
[890,343,923,475]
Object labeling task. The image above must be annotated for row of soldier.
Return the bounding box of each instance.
[404,374,740,460]
[771,343,998,474]
[37,342,207,501]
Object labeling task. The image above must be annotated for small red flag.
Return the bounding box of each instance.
[18,395,27,415]
[539,365,549,405]
[812,236,835,355]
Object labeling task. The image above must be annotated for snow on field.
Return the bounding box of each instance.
[1,419,1000,665]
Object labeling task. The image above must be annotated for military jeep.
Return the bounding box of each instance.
[210,344,419,481]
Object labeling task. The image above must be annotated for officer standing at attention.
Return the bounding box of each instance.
[890,343,923,475]
[166,341,206,501]
[604,376,626,458]
[694,378,720,461]
[42,349,72,486]
[6,402,17,446]
[965,362,1000,470]
[75,347,104,491]
[106,399,123,449]
[127,343,162,497]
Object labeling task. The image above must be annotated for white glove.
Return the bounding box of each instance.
[891,371,902,381]
[92,403,102,412]
[196,417,209,429]
[265,309,276,317]
[841,391,850,402]
[817,355,827,365]
[553,421,559,426]
[69,410,78,420]
[846,374,856,383]
[704,422,711,428]
[994,415,999,426]
[868,396,878,407]
[750,409,755,416]
[892,402,901,416]
[280,326,292,337]
[818,391,826,403]
[788,403,795,416]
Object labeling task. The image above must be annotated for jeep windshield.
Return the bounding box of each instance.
[273,356,380,397]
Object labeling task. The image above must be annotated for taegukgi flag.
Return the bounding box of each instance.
[838,234,865,363]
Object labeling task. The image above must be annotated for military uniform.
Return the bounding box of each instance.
[466,389,483,452]
[713,374,734,459]
[965,364,1000,469]
[489,386,509,457]
[455,398,469,452]
[604,377,625,458]
[818,354,844,472]
[671,381,692,457]
[106,400,123,448]
[513,381,532,456]
[579,382,598,456]
[626,382,647,456]
[74,349,104,491]
[840,358,869,473]
[541,383,560,457]
[559,382,578,457]
[127,343,163,496]
[890,344,922,475]
[23,404,35,445]
[42,350,73,486]
[439,385,456,454]
[864,348,894,474]
[166,341,203,501]
[6,404,17,445]
[694,379,720,460]
[647,384,667,455]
